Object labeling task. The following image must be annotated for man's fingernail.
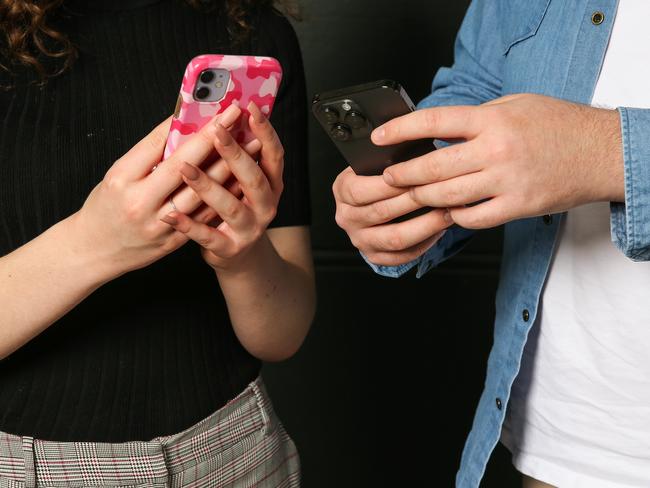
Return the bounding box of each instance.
[373,127,385,141]
[443,209,454,223]
[161,213,179,226]
[383,171,395,185]
[248,101,266,124]
[180,161,200,181]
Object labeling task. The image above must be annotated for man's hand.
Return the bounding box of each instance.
[375,94,625,229]
[332,167,452,266]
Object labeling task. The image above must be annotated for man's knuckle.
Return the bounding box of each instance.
[334,209,346,229]
[423,109,441,131]
[331,179,341,199]
[488,137,511,159]
[425,158,441,180]
[365,251,381,264]
[346,183,363,206]
[349,231,365,250]
[442,186,460,204]
[333,171,349,196]
[449,145,466,165]
[409,187,421,205]
[370,200,391,222]
[464,210,495,229]
[383,232,404,251]
[463,213,482,228]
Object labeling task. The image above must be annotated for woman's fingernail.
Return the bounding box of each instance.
[443,209,454,223]
[248,101,266,124]
[214,123,230,145]
[180,161,200,181]
[373,127,385,141]
[161,213,179,226]
[383,171,395,185]
[245,138,262,155]
[216,103,239,122]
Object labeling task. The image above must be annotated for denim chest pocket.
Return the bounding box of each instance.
[501,0,552,55]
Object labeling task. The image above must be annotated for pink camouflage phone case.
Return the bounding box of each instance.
[163,54,283,160]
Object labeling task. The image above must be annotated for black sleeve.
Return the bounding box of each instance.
[251,8,311,228]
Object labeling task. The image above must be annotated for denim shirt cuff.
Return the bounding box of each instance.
[361,226,476,278]
[611,107,650,261]
[361,252,421,278]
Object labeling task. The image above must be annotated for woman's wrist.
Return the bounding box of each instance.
[60,212,126,286]
[213,234,282,282]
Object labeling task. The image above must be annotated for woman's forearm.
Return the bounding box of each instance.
[0,213,116,359]
[215,233,316,362]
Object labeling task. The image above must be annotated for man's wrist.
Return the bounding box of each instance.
[594,107,625,203]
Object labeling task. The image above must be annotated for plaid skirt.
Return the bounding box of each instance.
[0,377,299,488]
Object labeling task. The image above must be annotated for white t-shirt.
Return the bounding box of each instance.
[501,1,650,486]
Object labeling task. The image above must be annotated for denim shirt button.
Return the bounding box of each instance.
[591,11,605,25]
[496,398,503,410]
[522,309,530,322]
[543,214,553,225]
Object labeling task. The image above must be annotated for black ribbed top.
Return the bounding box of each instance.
[0,0,309,442]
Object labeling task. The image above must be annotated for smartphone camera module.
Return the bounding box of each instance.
[344,110,366,129]
[196,87,210,100]
[322,106,339,124]
[316,99,371,144]
[194,68,231,102]
[200,71,215,84]
[331,123,352,142]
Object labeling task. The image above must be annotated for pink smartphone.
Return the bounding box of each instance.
[163,54,283,160]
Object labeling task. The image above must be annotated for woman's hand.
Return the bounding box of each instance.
[71,104,247,278]
[159,102,315,363]
[0,105,264,359]
[161,102,284,271]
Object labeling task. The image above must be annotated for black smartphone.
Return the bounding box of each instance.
[312,80,434,176]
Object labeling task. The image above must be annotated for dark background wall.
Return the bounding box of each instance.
[262,1,520,486]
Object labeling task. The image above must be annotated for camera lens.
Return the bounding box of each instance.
[330,123,352,142]
[345,110,366,129]
[200,70,215,84]
[196,86,210,100]
[322,106,339,124]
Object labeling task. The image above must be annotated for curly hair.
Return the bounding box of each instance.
[0,0,299,85]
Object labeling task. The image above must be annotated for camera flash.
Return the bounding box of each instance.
[216,81,223,88]
[342,102,352,111]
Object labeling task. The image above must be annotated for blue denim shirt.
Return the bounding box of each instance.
[366,0,650,485]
